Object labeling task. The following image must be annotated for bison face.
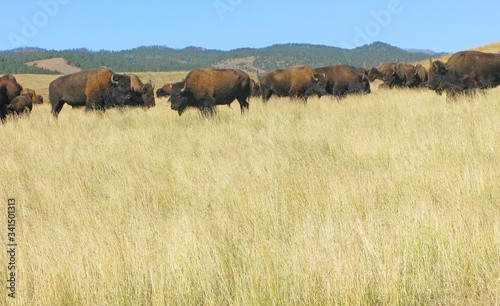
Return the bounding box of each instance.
[140,84,156,107]
[426,61,447,93]
[368,67,381,82]
[405,69,421,88]
[383,69,403,88]
[306,73,327,97]
[33,94,44,104]
[108,74,134,107]
[356,75,371,94]
[169,82,192,115]
[251,81,261,97]
[426,74,442,93]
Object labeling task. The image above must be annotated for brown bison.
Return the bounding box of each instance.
[6,94,33,115]
[156,83,172,98]
[127,74,155,107]
[427,51,500,96]
[20,88,44,104]
[260,65,327,102]
[169,68,251,116]
[49,68,133,117]
[315,64,371,98]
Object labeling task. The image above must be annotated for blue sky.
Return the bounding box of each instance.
[1,0,499,53]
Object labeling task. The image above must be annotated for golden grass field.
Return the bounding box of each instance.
[1,71,500,305]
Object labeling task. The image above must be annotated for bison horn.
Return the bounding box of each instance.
[181,83,187,93]
[110,74,119,84]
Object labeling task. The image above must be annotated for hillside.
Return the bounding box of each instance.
[0,42,431,74]
[25,57,81,74]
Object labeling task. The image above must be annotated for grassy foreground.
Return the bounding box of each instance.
[1,74,500,304]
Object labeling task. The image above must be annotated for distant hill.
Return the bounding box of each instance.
[404,48,445,56]
[0,42,435,74]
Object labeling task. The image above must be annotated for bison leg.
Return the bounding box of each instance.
[200,104,215,117]
[237,97,249,114]
[85,96,105,113]
[295,92,308,104]
[51,99,65,118]
[261,87,273,103]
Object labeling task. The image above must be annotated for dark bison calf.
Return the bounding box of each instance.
[6,93,32,115]
[170,68,251,116]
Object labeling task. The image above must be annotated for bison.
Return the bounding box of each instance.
[127,74,155,108]
[6,93,32,115]
[260,65,327,102]
[156,83,172,98]
[49,68,133,117]
[315,64,371,98]
[169,68,251,116]
[427,51,500,96]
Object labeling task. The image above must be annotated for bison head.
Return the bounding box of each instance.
[251,80,261,97]
[426,61,448,94]
[368,67,382,82]
[33,94,44,104]
[304,73,327,97]
[355,74,371,94]
[404,68,422,88]
[107,74,134,108]
[169,82,193,115]
[140,83,155,108]
[382,68,400,88]
[156,83,172,98]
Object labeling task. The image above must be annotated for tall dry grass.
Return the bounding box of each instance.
[1,73,500,304]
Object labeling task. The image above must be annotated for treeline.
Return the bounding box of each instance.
[0,42,434,74]
[0,56,59,74]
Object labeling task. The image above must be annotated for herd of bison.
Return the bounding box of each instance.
[0,50,499,120]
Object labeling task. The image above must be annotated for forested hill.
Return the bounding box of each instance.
[0,42,438,74]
